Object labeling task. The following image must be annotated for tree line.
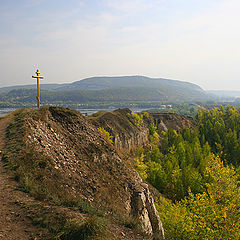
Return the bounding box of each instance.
[135,106,240,239]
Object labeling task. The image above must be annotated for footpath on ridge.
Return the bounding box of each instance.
[0,115,44,240]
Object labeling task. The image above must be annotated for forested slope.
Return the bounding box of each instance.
[0,76,210,107]
[1,105,240,239]
[135,105,240,239]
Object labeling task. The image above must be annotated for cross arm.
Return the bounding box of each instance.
[32,76,44,79]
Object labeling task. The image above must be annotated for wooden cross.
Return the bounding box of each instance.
[32,69,44,109]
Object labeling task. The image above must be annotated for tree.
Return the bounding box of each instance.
[158,154,240,240]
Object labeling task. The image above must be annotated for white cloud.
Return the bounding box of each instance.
[1,0,240,89]
[105,0,157,13]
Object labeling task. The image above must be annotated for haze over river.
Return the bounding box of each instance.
[0,107,151,117]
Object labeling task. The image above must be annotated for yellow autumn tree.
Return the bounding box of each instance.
[185,154,240,240]
[157,154,240,240]
[98,127,113,144]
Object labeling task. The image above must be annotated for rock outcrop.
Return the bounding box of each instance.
[89,108,149,152]
[16,107,165,239]
[149,112,195,133]
[90,109,195,153]
[131,182,165,239]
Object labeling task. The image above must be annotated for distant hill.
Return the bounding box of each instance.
[1,76,203,92]
[207,90,240,99]
[0,76,210,106]
[56,76,203,92]
[0,84,67,93]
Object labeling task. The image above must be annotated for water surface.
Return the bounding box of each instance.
[0,107,150,117]
[0,108,17,117]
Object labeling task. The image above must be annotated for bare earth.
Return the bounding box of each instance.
[0,113,150,240]
[0,116,44,240]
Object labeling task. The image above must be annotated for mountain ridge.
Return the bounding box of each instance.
[63,75,203,91]
[0,76,209,106]
[0,75,203,92]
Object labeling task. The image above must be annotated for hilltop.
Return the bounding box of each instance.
[0,76,203,92]
[0,76,210,107]
[56,76,203,92]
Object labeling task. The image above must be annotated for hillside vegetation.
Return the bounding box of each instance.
[0,76,204,92]
[2,107,165,239]
[0,76,209,107]
[134,105,240,239]
[1,105,240,239]
[57,76,203,92]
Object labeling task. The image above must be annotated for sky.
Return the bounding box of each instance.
[0,0,239,90]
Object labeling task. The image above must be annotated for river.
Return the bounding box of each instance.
[0,107,149,117]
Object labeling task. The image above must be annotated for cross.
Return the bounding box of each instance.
[32,69,44,109]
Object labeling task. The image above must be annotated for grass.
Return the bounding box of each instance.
[87,110,107,120]
[61,199,97,215]
[2,107,114,239]
[2,106,148,239]
[121,216,141,230]
[3,108,63,201]
[55,216,109,240]
[25,202,111,240]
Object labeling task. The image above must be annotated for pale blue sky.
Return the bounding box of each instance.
[0,0,239,90]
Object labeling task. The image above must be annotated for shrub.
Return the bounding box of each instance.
[127,112,144,129]
[157,155,240,240]
[98,127,113,144]
[56,216,109,240]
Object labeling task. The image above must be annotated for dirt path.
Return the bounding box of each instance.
[0,115,44,240]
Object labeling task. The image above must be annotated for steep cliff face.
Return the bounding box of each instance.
[7,107,164,239]
[149,112,195,133]
[5,107,195,239]
[89,108,149,152]
[90,109,195,152]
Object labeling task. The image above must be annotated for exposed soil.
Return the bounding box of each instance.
[0,115,45,240]
[0,111,152,240]
[0,107,174,240]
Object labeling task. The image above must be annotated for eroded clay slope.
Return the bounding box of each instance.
[8,107,164,239]
[89,109,195,152]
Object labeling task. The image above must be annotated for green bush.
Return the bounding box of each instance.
[127,112,144,129]
[98,127,113,144]
[56,216,109,240]
[157,155,240,240]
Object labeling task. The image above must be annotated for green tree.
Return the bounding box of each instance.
[158,154,240,240]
